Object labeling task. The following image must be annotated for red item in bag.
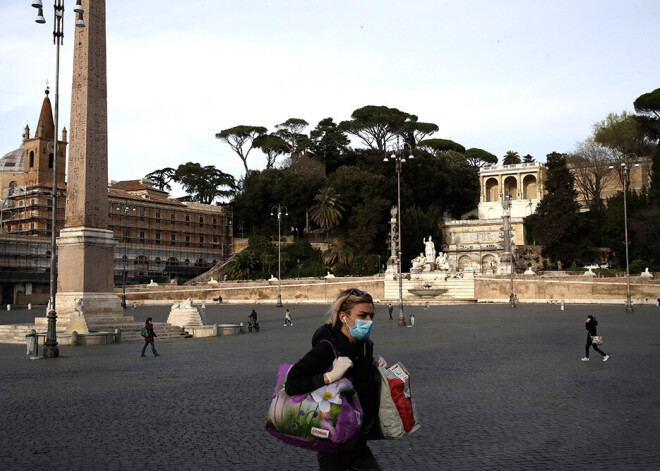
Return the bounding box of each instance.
[377,362,420,439]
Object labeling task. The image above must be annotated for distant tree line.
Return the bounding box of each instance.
[146,92,660,279]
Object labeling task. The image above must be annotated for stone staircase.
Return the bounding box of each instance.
[0,322,189,344]
[383,276,476,303]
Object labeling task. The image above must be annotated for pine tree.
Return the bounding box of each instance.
[528,152,585,268]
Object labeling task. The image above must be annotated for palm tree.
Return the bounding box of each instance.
[503,150,521,165]
[227,250,257,280]
[323,238,354,267]
[309,187,344,242]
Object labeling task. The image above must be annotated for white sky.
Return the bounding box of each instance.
[1,1,659,198]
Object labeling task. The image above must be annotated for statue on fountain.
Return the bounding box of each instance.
[411,253,426,272]
[423,236,436,264]
[435,252,450,271]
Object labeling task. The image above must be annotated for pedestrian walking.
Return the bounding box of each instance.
[284,308,293,326]
[387,302,393,320]
[140,317,159,357]
[285,288,386,470]
[582,315,609,362]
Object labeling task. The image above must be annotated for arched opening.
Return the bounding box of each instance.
[29,151,34,167]
[458,255,473,271]
[48,153,54,168]
[485,178,499,202]
[522,175,537,199]
[8,181,17,196]
[481,254,497,274]
[503,176,518,200]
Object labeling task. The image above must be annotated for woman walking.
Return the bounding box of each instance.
[582,315,609,362]
[140,317,159,357]
[285,288,386,470]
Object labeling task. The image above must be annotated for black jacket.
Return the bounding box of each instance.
[586,319,598,336]
[285,323,380,437]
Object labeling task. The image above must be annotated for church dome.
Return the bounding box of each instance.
[0,143,25,173]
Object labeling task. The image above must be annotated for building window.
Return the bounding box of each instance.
[171,234,176,245]
[199,216,204,226]
[155,211,161,222]
[185,215,190,226]
[155,232,161,244]
[8,181,17,196]
[140,210,145,221]
[213,218,217,227]
[171,213,175,224]
[185,259,190,265]
[199,236,204,247]
[124,229,131,241]
[185,235,190,247]
[29,151,34,167]
[47,198,53,208]
[213,236,218,246]
[155,257,161,265]
[49,153,54,168]
[30,198,36,205]
[19,200,24,207]
[140,231,145,243]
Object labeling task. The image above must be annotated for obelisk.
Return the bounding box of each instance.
[55,0,131,325]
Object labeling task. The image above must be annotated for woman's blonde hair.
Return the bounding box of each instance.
[326,288,374,328]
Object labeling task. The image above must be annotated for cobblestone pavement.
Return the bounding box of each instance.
[1,303,659,470]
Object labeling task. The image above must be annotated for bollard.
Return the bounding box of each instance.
[114,328,121,343]
[560,300,565,311]
[26,329,37,357]
[28,303,32,310]
[6,304,10,311]
[71,331,79,346]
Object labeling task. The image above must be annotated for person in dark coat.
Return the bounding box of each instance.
[387,303,393,320]
[285,288,387,471]
[141,317,159,357]
[582,315,608,362]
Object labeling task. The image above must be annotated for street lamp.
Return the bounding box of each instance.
[610,159,639,312]
[501,193,516,308]
[117,205,135,309]
[32,0,86,359]
[383,144,413,327]
[271,205,288,307]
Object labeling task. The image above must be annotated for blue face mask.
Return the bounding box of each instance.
[345,316,373,340]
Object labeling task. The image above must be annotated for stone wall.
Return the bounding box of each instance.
[475,274,660,304]
[119,277,384,304]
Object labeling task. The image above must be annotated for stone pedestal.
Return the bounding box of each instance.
[55,227,130,326]
[167,299,207,328]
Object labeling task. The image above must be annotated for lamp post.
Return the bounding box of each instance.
[32,0,86,359]
[501,193,516,308]
[384,145,413,327]
[271,205,288,307]
[610,159,639,312]
[117,205,135,309]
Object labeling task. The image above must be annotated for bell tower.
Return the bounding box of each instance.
[22,89,67,188]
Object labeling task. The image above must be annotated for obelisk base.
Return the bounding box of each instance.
[52,227,133,327]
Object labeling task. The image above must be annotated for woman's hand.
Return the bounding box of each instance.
[325,356,353,383]
[373,356,388,368]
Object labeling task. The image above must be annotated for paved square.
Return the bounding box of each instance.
[1,303,659,470]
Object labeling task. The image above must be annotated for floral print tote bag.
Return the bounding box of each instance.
[265,342,363,452]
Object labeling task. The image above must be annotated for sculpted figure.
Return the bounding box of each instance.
[411,253,426,271]
[73,298,84,315]
[435,252,449,269]
[423,236,436,263]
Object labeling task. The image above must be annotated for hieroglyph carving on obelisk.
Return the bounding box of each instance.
[55,0,131,325]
